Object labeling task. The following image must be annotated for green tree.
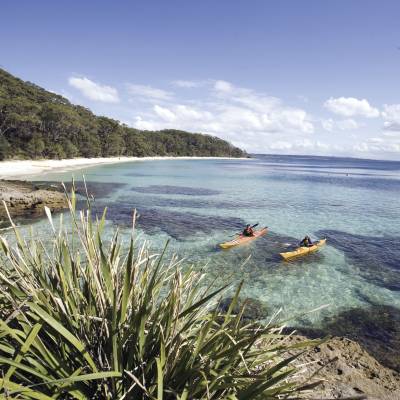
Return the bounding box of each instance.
[0,67,247,160]
[26,134,45,158]
[61,138,79,158]
[46,143,66,159]
[0,136,11,160]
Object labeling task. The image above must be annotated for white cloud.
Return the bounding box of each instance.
[153,105,177,122]
[275,109,314,133]
[321,118,334,132]
[262,139,333,154]
[321,112,400,157]
[134,116,157,131]
[354,141,400,155]
[127,84,172,101]
[214,80,233,93]
[382,104,400,131]
[369,137,384,143]
[64,74,400,158]
[322,118,360,132]
[132,81,315,153]
[354,133,400,156]
[171,80,203,88]
[175,105,212,120]
[68,77,119,103]
[383,124,400,132]
[383,131,400,138]
[337,119,359,130]
[215,81,314,134]
[324,97,379,118]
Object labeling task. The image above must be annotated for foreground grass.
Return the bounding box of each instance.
[0,186,321,399]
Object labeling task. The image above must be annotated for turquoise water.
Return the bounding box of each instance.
[23,155,400,333]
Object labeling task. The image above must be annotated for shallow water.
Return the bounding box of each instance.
[21,155,400,354]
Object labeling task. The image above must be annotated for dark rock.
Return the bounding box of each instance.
[219,296,268,322]
[32,181,127,199]
[93,202,245,240]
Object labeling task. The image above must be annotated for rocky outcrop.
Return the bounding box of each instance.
[295,304,400,373]
[288,335,400,399]
[220,299,400,397]
[0,180,67,222]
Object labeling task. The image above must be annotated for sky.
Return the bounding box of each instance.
[1,0,400,160]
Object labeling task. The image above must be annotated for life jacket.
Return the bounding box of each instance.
[243,228,252,236]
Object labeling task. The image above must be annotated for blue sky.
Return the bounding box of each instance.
[2,0,400,159]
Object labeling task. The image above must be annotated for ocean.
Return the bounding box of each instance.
[21,154,400,368]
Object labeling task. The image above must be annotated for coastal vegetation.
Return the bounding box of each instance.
[0,187,321,399]
[0,68,246,160]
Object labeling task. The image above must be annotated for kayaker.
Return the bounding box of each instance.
[300,236,313,247]
[243,224,254,237]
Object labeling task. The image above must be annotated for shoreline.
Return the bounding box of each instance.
[0,156,248,179]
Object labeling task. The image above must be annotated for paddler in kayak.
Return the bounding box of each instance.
[299,236,313,247]
[242,224,255,237]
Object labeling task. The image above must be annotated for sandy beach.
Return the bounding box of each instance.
[0,156,245,179]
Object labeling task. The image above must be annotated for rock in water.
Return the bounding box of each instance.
[219,296,268,322]
[0,179,67,222]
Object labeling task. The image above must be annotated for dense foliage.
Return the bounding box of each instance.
[0,68,246,160]
[0,188,321,399]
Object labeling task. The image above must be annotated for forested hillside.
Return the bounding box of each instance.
[0,69,246,160]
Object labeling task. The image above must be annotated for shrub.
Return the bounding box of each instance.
[0,187,321,399]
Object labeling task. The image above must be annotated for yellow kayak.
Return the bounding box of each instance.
[219,227,268,249]
[280,238,327,260]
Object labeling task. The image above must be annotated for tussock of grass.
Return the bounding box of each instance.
[0,183,322,399]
